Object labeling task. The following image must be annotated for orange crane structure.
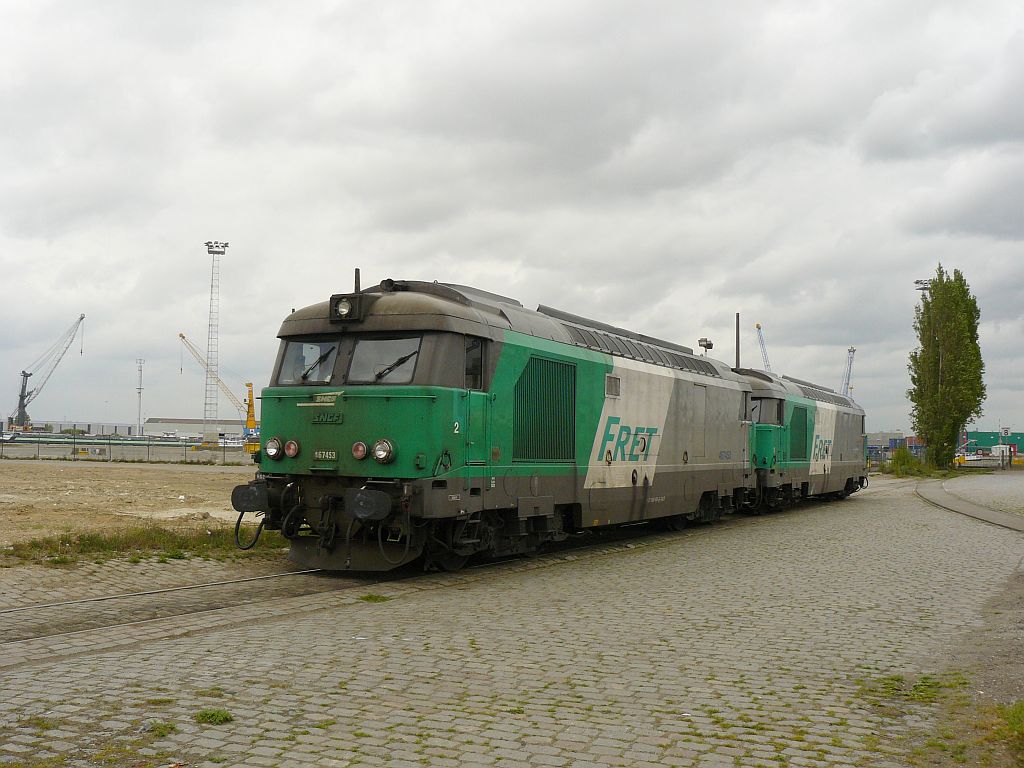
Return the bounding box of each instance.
[178,333,259,452]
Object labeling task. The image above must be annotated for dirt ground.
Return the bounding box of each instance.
[0,459,254,546]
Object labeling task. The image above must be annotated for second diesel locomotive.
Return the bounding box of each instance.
[232,276,867,571]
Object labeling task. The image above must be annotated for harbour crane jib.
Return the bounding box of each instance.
[9,314,85,429]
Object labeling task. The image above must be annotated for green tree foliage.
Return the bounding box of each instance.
[907,265,985,467]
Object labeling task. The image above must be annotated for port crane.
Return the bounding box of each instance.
[840,346,856,397]
[178,333,259,449]
[754,323,772,373]
[9,314,86,429]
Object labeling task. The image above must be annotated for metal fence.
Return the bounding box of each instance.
[0,435,253,466]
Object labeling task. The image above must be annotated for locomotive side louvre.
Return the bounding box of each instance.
[236,279,866,571]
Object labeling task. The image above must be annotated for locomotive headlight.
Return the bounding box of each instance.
[284,439,300,458]
[335,298,353,318]
[371,438,396,464]
[351,441,368,460]
[265,437,284,460]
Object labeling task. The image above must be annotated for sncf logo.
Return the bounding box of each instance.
[597,417,659,462]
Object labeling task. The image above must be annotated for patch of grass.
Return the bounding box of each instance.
[357,593,392,603]
[861,671,966,705]
[865,674,909,698]
[143,697,174,706]
[194,708,233,725]
[7,527,287,565]
[908,675,943,703]
[24,715,56,730]
[312,719,336,729]
[997,700,1024,748]
[506,706,524,714]
[195,687,226,698]
[147,721,178,737]
[859,670,1024,767]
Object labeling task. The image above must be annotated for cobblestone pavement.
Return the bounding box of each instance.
[943,470,1024,516]
[1,476,1022,768]
[0,556,301,611]
[0,569,377,644]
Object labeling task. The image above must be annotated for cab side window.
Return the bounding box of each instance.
[751,397,784,425]
[465,337,484,390]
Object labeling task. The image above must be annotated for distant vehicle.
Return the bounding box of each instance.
[954,452,1000,467]
[0,432,15,442]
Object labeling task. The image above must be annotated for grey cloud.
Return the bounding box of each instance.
[858,29,1024,160]
[903,151,1024,240]
[2,0,1024,429]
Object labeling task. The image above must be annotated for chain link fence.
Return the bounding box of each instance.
[0,435,254,466]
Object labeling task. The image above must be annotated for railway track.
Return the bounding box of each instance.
[0,568,383,645]
[0,528,665,645]
[0,490,881,647]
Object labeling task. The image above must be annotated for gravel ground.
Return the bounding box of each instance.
[0,460,252,546]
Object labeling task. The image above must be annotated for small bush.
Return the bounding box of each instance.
[889,446,923,477]
[195,709,233,725]
[148,721,178,737]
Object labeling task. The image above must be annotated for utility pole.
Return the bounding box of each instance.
[203,241,227,445]
[735,313,740,369]
[136,359,145,436]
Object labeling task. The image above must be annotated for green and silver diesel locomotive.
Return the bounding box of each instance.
[231,277,867,571]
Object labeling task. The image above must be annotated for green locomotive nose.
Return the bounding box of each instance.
[257,384,476,479]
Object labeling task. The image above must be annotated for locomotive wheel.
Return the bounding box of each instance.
[663,514,688,531]
[436,552,469,571]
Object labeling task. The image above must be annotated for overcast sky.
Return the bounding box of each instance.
[2,0,1021,433]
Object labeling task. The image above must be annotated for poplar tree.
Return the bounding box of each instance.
[907,265,985,467]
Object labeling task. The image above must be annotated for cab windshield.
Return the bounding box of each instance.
[278,339,338,385]
[347,336,421,383]
[273,333,441,386]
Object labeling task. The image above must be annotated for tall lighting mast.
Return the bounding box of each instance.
[203,241,227,445]
[136,358,145,436]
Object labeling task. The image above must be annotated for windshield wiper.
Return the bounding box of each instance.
[301,346,336,380]
[374,350,418,381]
